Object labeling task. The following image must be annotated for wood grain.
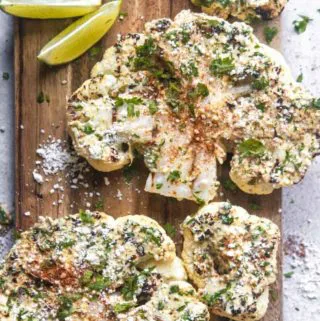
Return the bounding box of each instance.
[14,1,282,320]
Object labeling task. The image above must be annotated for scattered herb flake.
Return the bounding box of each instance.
[164,223,176,238]
[83,124,94,135]
[79,210,94,224]
[264,26,278,44]
[210,56,234,76]
[284,271,294,278]
[167,170,181,183]
[114,302,135,314]
[239,139,266,158]
[37,91,45,104]
[296,73,303,83]
[293,15,312,34]
[2,72,9,80]
[312,98,320,109]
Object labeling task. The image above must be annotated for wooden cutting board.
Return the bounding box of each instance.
[14,1,282,320]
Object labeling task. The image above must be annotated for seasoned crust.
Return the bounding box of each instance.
[192,0,287,21]
[67,10,320,202]
[181,202,280,321]
[0,212,208,321]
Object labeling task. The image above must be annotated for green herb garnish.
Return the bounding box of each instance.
[296,73,303,83]
[284,271,294,278]
[79,210,94,224]
[263,26,278,44]
[2,72,9,80]
[148,100,158,115]
[252,77,269,90]
[293,15,312,34]
[167,170,181,182]
[188,83,209,99]
[83,124,94,134]
[164,223,176,238]
[238,139,266,157]
[210,57,234,76]
[114,302,135,314]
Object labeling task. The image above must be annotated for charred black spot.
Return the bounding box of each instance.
[255,7,272,20]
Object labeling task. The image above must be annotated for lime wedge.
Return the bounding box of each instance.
[0,0,102,19]
[37,0,122,65]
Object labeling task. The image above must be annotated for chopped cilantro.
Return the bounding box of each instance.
[2,72,9,80]
[95,199,104,210]
[148,100,158,115]
[296,73,303,83]
[193,193,205,206]
[252,77,269,90]
[74,104,83,110]
[293,15,312,34]
[180,61,199,79]
[37,91,45,104]
[56,296,73,321]
[169,285,180,294]
[188,83,209,99]
[164,223,176,238]
[134,37,176,83]
[83,124,94,134]
[167,170,181,182]
[239,139,266,158]
[0,206,10,225]
[79,210,94,224]
[312,98,320,109]
[88,275,111,291]
[263,26,278,44]
[202,284,231,306]
[256,102,266,112]
[141,227,162,246]
[58,239,75,249]
[284,271,294,278]
[121,275,138,300]
[156,183,163,189]
[210,57,234,76]
[114,302,135,314]
[80,270,93,286]
[220,213,234,225]
[157,301,165,310]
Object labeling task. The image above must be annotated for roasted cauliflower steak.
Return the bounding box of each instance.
[67,10,320,203]
[0,212,209,321]
[191,0,287,21]
[182,202,280,321]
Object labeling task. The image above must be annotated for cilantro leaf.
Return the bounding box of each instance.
[263,26,278,44]
[293,15,312,34]
[167,170,181,182]
[210,57,234,76]
[239,139,266,158]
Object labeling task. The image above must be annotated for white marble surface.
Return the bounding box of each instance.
[0,1,319,320]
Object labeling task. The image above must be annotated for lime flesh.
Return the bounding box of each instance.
[0,0,102,19]
[37,0,122,65]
